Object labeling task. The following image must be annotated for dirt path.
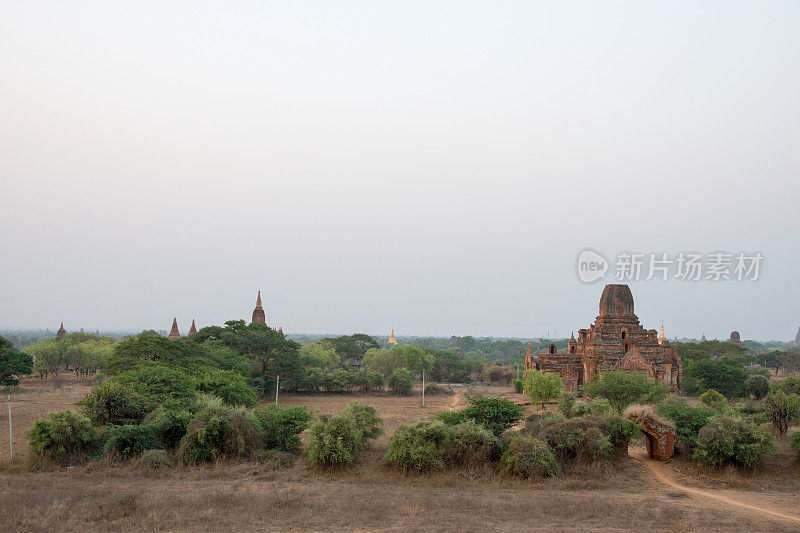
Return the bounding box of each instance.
[631,450,800,524]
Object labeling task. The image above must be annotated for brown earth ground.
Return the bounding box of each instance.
[1,375,800,532]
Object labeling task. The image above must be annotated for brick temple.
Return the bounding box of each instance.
[525,284,682,392]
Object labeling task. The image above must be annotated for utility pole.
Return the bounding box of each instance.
[421,370,425,408]
[7,395,12,459]
[275,375,280,406]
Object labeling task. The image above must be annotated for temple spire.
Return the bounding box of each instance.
[188,319,197,336]
[658,324,668,345]
[252,291,266,324]
[388,329,397,344]
[168,317,181,340]
[56,321,67,341]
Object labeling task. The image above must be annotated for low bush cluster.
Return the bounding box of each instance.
[693,417,774,468]
[307,402,384,466]
[288,369,386,393]
[385,420,502,472]
[27,410,99,466]
[501,435,558,478]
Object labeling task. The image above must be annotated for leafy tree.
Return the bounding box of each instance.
[762,349,800,376]
[361,347,406,376]
[745,373,770,400]
[388,368,413,395]
[765,391,800,436]
[583,372,666,412]
[216,321,302,395]
[194,368,257,407]
[23,338,67,376]
[683,358,748,398]
[319,334,379,364]
[462,396,525,436]
[675,340,749,364]
[523,369,563,409]
[0,335,32,386]
[299,342,340,371]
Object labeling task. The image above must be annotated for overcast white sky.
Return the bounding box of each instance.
[1,1,799,341]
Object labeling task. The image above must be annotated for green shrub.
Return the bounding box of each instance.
[384,419,501,473]
[788,429,800,459]
[462,396,525,436]
[307,413,364,466]
[424,383,452,395]
[525,413,614,462]
[523,369,563,409]
[344,402,384,440]
[385,421,449,472]
[502,435,557,478]
[558,391,576,418]
[745,374,770,400]
[693,418,774,468]
[765,391,800,436]
[512,379,524,394]
[439,420,503,465]
[353,370,385,392]
[307,403,383,466]
[657,399,718,452]
[699,389,727,411]
[433,410,467,426]
[252,405,313,452]
[388,368,413,395]
[79,380,152,426]
[27,410,99,466]
[145,407,193,449]
[178,407,262,464]
[102,424,160,459]
[321,370,354,393]
[140,448,171,469]
[195,368,257,407]
[727,399,769,426]
[770,376,800,395]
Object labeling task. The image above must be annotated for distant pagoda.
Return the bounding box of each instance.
[56,322,66,340]
[168,318,181,340]
[388,329,397,344]
[188,319,198,336]
[252,291,266,324]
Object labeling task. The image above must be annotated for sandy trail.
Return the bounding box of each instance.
[632,450,800,524]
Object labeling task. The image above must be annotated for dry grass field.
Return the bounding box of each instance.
[2,375,800,531]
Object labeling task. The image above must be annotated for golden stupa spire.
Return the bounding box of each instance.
[388,329,397,344]
[658,324,668,345]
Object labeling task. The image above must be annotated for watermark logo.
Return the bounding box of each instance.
[577,249,609,283]
[576,250,763,283]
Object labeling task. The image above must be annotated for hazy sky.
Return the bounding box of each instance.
[1,1,799,341]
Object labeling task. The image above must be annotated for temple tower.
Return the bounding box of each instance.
[56,322,66,341]
[388,329,397,344]
[252,291,266,324]
[168,318,181,340]
[188,319,198,336]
